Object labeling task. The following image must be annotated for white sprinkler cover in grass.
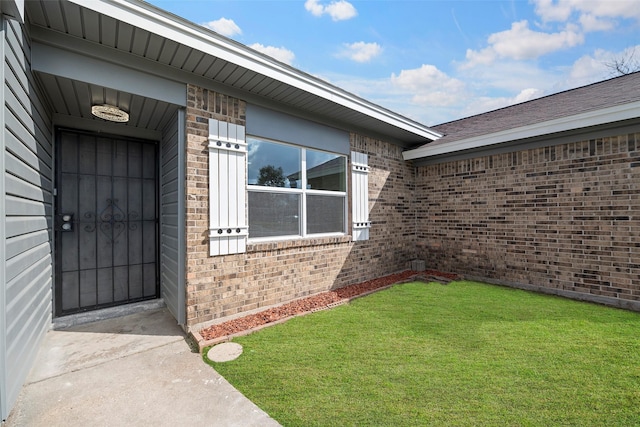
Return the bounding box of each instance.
[207,342,243,362]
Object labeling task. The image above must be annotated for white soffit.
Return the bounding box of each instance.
[403,100,640,160]
[70,0,441,142]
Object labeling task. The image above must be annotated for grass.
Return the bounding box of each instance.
[203,281,640,426]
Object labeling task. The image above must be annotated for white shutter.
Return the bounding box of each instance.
[209,119,248,256]
[351,151,370,241]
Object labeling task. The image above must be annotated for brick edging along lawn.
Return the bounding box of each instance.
[191,269,460,352]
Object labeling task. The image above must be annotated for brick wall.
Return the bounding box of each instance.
[185,85,417,330]
[415,132,640,308]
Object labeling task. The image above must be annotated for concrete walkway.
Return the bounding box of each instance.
[6,308,280,427]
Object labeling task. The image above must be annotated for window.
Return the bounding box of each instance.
[247,137,347,240]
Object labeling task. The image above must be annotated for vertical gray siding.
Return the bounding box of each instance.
[160,109,185,325]
[1,16,53,421]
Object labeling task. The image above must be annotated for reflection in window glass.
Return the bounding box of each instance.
[307,195,345,234]
[248,192,301,238]
[247,138,300,188]
[247,136,347,240]
[306,150,346,191]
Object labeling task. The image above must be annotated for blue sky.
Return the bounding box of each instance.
[147,0,640,126]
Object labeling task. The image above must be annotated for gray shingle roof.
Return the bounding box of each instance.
[428,71,640,146]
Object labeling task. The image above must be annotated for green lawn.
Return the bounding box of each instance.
[204,281,640,426]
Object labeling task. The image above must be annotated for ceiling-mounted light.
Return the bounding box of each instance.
[91,104,129,123]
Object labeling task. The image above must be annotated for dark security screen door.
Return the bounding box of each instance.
[55,130,159,316]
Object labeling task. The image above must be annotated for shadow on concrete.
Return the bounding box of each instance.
[6,307,280,426]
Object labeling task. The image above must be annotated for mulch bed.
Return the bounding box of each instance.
[199,269,459,341]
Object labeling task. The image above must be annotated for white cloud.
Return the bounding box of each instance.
[316,68,464,125]
[459,60,555,93]
[325,0,357,21]
[579,13,615,32]
[533,0,640,30]
[514,87,544,103]
[462,1,639,71]
[532,0,574,22]
[456,43,640,120]
[304,0,324,17]
[461,88,545,117]
[464,20,584,68]
[490,21,583,59]
[566,50,611,83]
[337,42,382,63]
[464,47,497,68]
[395,58,565,123]
[304,0,357,21]
[318,42,640,127]
[564,45,640,86]
[391,65,467,107]
[201,18,242,38]
[249,44,295,65]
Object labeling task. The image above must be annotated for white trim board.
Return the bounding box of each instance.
[403,100,640,160]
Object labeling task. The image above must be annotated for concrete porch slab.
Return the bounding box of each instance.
[6,308,280,427]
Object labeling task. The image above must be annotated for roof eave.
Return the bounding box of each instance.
[403,100,640,161]
[70,0,441,142]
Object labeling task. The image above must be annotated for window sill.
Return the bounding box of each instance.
[247,235,352,252]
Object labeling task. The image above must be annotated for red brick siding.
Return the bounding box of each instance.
[185,86,416,330]
[416,133,640,305]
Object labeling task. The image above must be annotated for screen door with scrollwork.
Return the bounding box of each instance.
[55,130,159,316]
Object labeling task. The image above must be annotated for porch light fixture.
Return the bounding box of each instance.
[91,104,129,123]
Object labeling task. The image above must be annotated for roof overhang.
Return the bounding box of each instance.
[403,100,640,160]
[54,0,440,144]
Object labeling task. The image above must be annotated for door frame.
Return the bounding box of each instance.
[53,127,161,317]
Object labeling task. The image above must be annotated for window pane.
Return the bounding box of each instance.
[306,150,346,191]
[248,138,301,188]
[307,195,345,234]
[249,192,301,238]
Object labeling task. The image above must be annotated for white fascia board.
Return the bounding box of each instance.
[403,100,640,160]
[70,0,441,141]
